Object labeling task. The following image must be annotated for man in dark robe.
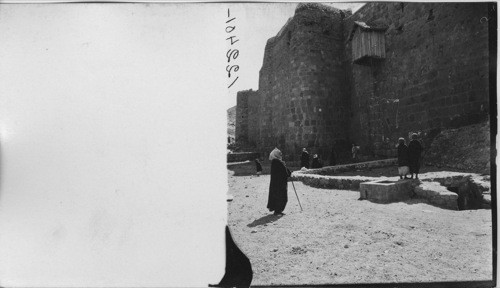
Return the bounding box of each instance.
[300,148,310,168]
[397,137,410,179]
[267,148,291,216]
[408,133,423,179]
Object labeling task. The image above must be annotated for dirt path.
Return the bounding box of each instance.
[227,170,493,285]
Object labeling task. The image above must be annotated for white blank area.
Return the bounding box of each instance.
[0,4,227,287]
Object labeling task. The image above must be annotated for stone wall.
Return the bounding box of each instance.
[235,89,256,143]
[346,2,490,157]
[235,2,491,164]
[255,3,350,161]
[246,90,260,147]
[227,106,236,142]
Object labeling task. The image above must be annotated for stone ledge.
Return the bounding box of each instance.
[421,172,490,192]
[298,158,398,175]
[292,173,379,190]
[414,181,458,210]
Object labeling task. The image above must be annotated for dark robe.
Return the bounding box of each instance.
[300,151,310,168]
[255,160,262,173]
[408,139,423,174]
[311,158,323,169]
[267,159,290,214]
[397,144,410,167]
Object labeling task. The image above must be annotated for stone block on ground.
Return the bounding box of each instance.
[359,179,413,203]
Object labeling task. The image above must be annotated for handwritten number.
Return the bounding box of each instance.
[228,76,239,89]
[226,35,239,45]
[226,8,239,89]
[226,49,239,63]
[226,65,239,77]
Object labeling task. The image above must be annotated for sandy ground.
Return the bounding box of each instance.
[227,164,493,285]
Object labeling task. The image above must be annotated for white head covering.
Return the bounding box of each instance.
[269,147,283,161]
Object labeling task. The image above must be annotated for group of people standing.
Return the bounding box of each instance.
[300,148,323,169]
[397,133,423,179]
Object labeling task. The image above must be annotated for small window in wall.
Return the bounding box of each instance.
[347,21,388,66]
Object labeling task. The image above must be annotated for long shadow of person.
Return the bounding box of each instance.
[247,214,283,228]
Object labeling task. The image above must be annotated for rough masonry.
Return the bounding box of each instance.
[235,2,491,162]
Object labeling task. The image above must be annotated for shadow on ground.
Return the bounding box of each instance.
[247,214,284,227]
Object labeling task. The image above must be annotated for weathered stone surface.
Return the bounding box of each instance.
[235,90,259,145]
[234,3,490,167]
[241,4,350,160]
[414,181,458,210]
[301,158,398,175]
[424,122,490,174]
[456,177,484,210]
[360,179,413,203]
[346,3,489,158]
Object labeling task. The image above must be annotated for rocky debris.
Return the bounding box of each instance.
[394,241,404,246]
[424,122,490,174]
[290,246,308,254]
[456,177,484,210]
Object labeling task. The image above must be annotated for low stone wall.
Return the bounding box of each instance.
[292,173,379,190]
[291,158,398,190]
[299,158,398,175]
[292,161,491,210]
[227,152,260,163]
[423,172,491,192]
[414,182,459,210]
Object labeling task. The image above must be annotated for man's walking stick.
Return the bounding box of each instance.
[290,179,303,211]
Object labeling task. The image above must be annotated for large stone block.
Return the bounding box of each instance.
[359,179,414,203]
